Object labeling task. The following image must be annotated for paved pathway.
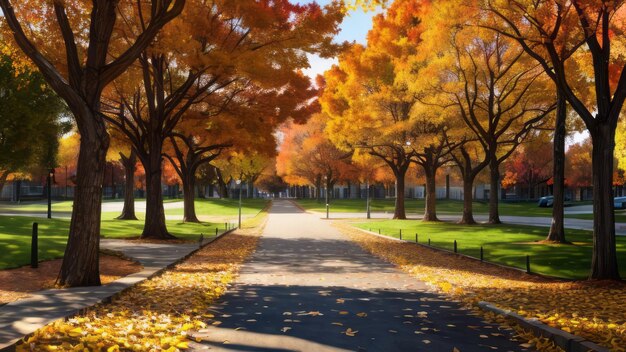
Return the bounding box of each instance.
[192,200,525,351]
[0,238,212,349]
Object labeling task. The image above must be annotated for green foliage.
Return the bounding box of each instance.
[0,54,68,175]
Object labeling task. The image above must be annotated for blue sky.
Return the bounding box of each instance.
[300,1,382,79]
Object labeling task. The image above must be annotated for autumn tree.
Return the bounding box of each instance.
[487,0,626,279]
[323,0,435,219]
[412,6,555,224]
[107,129,138,220]
[105,0,342,238]
[0,0,185,286]
[278,113,354,203]
[502,134,553,199]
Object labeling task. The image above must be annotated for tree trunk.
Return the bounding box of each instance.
[590,125,620,280]
[182,172,200,223]
[488,157,501,224]
[460,175,476,224]
[0,170,9,198]
[394,172,407,219]
[117,151,137,220]
[547,92,567,242]
[59,125,109,287]
[247,182,254,198]
[141,155,174,239]
[423,166,439,221]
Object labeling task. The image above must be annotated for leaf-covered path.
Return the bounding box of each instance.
[192,200,526,351]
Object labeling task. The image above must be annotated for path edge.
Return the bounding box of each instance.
[0,228,238,352]
[347,225,609,352]
[478,302,609,352]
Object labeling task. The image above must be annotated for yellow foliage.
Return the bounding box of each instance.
[338,223,626,351]
[17,230,261,351]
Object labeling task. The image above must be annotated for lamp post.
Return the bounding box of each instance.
[324,175,329,219]
[236,179,242,228]
[47,168,54,219]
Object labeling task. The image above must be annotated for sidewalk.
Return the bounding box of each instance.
[191,200,526,351]
[0,236,223,349]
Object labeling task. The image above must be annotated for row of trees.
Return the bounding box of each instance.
[279,0,626,280]
[0,0,344,287]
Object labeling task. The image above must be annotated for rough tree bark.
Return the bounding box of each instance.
[393,170,408,220]
[117,151,138,220]
[423,165,438,221]
[0,0,185,287]
[546,92,567,242]
[488,156,501,224]
[590,124,620,279]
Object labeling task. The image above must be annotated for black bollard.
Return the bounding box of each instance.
[526,255,531,274]
[399,229,402,240]
[31,222,38,268]
[480,246,484,262]
[454,240,457,253]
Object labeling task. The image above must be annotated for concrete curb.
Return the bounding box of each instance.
[350,227,609,352]
[0,228,237,352]
[478,302,609,352]
[354,227,570,281]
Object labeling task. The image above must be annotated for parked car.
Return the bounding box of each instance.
[538,196,554,208]
[614,196,626,209]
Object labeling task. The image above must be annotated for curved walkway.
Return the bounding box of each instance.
[192,200,526,351]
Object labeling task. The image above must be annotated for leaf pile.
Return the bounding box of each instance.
[338,223,626,351]
[17,230,260,352]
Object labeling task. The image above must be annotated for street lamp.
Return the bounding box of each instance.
[236,179,242,228]
[324,175,329,219]
[47,168,54,219]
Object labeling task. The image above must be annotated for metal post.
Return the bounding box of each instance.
[225,222,228,230]
[31,222,38,268]
[415,233,418,243]
[480,246,484,262]
[215,227,218,236]
[454,240,457,253]
[199,233,204,248]
[47,171,52,219]
[526,255,531,274]
[399,229,402,240]
[428,238,431,246]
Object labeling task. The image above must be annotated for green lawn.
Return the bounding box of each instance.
[165,198,269,216]
[352,220,626,279]
[295,198,612,220]
[0,205,260,270]
[0,198,181,214]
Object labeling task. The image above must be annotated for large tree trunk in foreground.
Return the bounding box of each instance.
[590,124,620,280]
[547,92,567,242]
[423,166,439,221]
[59,124,109,287]
[182,171,200,223]
[488,157,501,224]
[141,154,175,239]
[460,175,476,224]
[117,151,137,220]
[393,173,407,220]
